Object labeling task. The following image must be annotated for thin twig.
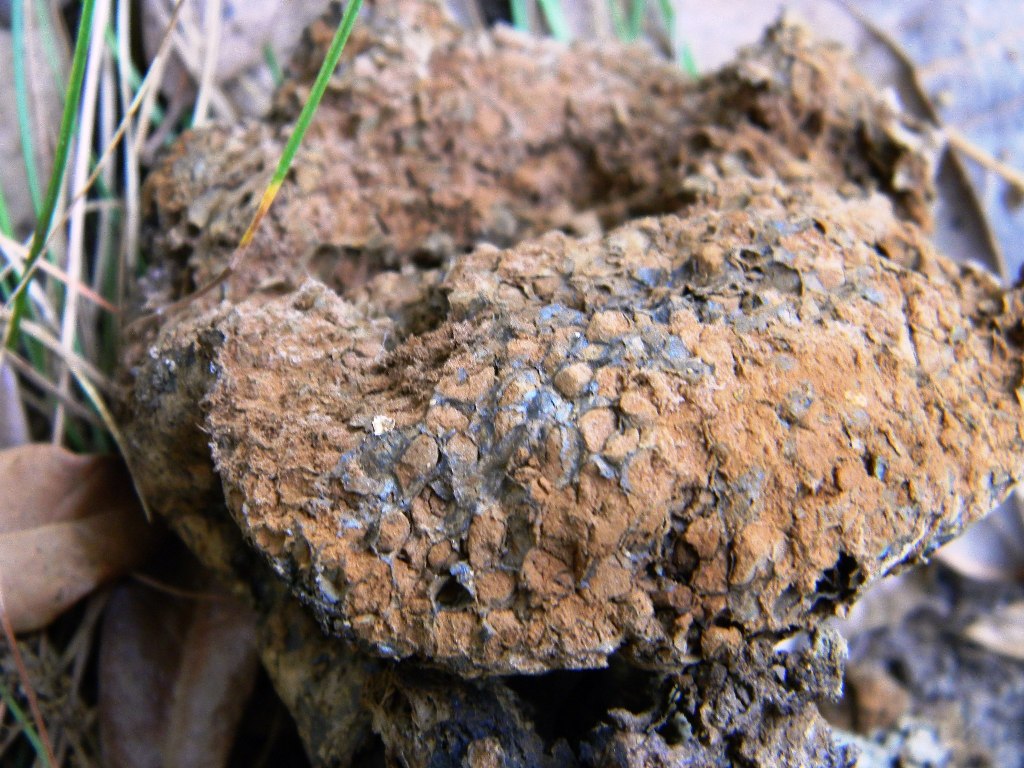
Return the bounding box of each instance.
[946,127,1024,195]
[0,584,57,768]
[0,350,107,427]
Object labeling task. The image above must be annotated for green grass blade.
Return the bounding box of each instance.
[33,0,69,96]
[236,0,363,250]
[263,43,284,88]
[679,42,698,77]
[652,0,698,76]
[510,0,529,31]
[0,179,13,236]
[608,0,628,40]
[0,681,53,768]
[103,25,165,124]
[628,0,644,41]
[536,0,571,42]
[4,0,98,350]
[11,0,43,215]
[145,0,364,322]
[656,0,674,28]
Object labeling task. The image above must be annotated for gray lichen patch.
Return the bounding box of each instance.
[178,177,1024,676]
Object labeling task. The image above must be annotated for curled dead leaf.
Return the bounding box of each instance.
[99,573,259,768]
[0,444,157,633]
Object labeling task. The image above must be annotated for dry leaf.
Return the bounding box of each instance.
[963,601,1024,661]
[0,444,156,632]
[99,574,259,768]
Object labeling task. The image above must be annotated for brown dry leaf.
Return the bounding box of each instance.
[0,444,156,632]
[99,575,259,768]
[963,601,1024,661]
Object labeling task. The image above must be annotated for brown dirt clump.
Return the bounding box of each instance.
[358,627,849,767]
[136,3,934,317]
[119,3,1022,765]
[139,178,1021,677]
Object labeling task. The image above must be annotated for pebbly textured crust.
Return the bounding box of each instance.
[134,176,1022,677]
[136,9,934,316]
[124,14,942,609]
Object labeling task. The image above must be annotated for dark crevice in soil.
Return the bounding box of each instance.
[504,657,663,748]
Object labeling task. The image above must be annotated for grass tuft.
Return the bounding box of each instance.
[4,0,98,351]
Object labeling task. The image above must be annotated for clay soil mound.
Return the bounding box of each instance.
[120,2,1024,765]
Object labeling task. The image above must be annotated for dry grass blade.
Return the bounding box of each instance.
[150,0,235,121]
[69,368,156,522]
[945,126,1024,195]
[192,0,223,126]
[0,351,105,428]
[0,232,117,313]
[3,0,98,351]
[29,0,187,283]
[15,316,114,391]
[115,0,141,283]
[54,0,113,443]
[835,0,1008,280]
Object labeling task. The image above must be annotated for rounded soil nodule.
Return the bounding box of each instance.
[196,180,1021,676]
